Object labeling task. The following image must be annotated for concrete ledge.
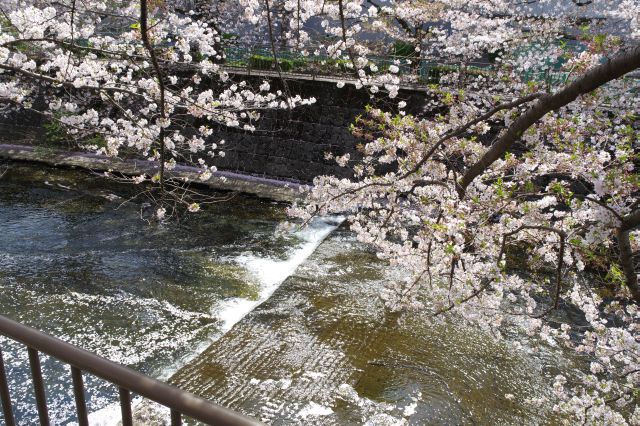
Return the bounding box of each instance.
[0,144,304,202]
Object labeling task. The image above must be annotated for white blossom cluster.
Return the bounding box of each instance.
[0,0,314,196]
[223,0,639,95]
[286,1,639,421]
[292,99,639,423]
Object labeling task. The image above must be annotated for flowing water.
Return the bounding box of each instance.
[0,163,566,425]
[0,163,339,424]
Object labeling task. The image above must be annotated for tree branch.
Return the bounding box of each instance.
[458,44,640,197]
[401,92,545,179]
[140,0,167,191]
[498,225,568,315]
[616,228,639,303]
[433,279,492,317]
[0,63,142,97]
[621,209,640,232]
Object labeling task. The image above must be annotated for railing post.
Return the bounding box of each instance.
[71,366,89,426]
[171,409,182,426]
[0,347,16,426]
[119,387,133,426]
[28,347,50,426]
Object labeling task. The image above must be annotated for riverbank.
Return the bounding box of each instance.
[0,144,302,203]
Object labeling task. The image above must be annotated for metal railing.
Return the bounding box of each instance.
[0,314,263,426]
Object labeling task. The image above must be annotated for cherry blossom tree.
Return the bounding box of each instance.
[0,0,314,217]
[285,1,640,424]
[1,0,639,423]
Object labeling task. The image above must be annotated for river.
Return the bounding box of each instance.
[0,162,567,425]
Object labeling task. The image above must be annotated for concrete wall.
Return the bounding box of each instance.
[0,103,46,144]
[208,79,366,183]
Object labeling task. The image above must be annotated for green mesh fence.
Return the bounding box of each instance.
[220,44,635,89]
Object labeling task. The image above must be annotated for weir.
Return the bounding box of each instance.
[215,216,344,335]
[87,216,343,423]
[167,227,566,425]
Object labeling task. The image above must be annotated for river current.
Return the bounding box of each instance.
[0,163,567,425]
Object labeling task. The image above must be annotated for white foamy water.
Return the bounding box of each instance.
[155,216,344,379]
[87,216,343,425]
[216,216,343,333]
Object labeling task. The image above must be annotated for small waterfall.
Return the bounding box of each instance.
[216,216,344,334]
[87,216,343,425]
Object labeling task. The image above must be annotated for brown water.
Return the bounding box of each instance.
[170,229,568,425]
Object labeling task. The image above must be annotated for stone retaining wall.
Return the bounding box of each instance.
[206,77,427,182]
[0,76,427,183]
